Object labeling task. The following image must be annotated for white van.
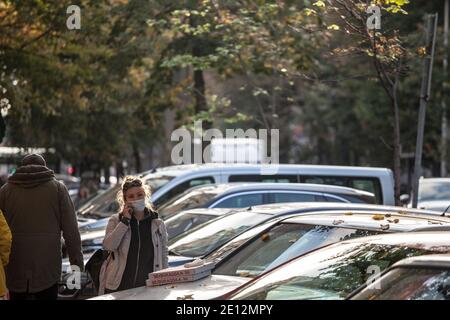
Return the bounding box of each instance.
[77,163,395,223]
[151,164,394,205]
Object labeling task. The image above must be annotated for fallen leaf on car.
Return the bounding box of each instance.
[333,219,345,225]
[344,212,353,215]
[372,214,385,221]
[261,233,270,241]
[387,218,399,223]
[238,271,250,277]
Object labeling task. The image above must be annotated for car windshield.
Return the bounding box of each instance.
[418,180,450,202]
[168,212,270,257]
[352,267,450,300]
[165,213,218,240]
[231,242,448,300]
[158,187,220,219]
[214,223,379,278]
[77,174,174,218]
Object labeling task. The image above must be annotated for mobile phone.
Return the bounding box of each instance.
[126,204,134,216]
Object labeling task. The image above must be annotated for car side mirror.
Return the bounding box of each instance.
[399,194,410,206]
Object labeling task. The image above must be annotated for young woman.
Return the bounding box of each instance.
[0,209,12,300]
[99,176,168,295]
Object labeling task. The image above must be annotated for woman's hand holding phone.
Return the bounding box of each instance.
[122,203,133,219]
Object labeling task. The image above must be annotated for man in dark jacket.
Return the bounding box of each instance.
[0,154,83,300]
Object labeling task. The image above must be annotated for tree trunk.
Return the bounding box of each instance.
[104,165,110,185]
[392,76,402,206]
[116,161,124,180]
[132,141,141,173]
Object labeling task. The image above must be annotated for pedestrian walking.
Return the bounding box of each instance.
[0,154,83,300]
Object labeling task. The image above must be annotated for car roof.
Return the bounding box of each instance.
[390,254,450,269]
[187,182,375,197]
[420,177,450,182]
[340,231,450,250]
[167,208,233,218]
[143,163,392,177]
[241,202,444,217]
[280,211,450,233]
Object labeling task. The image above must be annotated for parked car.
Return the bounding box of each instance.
[408,178,450,212]
[76,163,396,224]
[91,210,450,300]
[158,182,376,220]
[167,202,446,266]
[208,210,450,279]
[218,232,450,300]
[347,254,450,300]
[72,182,377,256]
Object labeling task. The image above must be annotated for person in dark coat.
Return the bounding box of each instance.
[0,154,83,300]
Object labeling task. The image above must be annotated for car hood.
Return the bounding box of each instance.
[90,275,249,300]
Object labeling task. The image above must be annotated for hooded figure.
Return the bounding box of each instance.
[0,154,83,300]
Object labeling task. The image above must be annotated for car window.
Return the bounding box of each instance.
[419,180,450,202]
[231,243,441,300]
[228,175,298,183]
[213,193,265,208]
[270,192,318,203]
[214,223,378,278]
[158,187,220,219]
[300,175,383,204]
[349,178,382,204]
[77,174,175,217]
[169,212,269,257]
[154,176,215,206]
[353,267,450,300]
[323,196,347,203]
[165,213,216,240]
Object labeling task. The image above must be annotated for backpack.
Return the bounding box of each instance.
[85,249,113,292]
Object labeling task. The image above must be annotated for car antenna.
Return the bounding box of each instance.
[441,204,450,217]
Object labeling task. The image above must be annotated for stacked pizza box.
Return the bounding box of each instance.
[146,260,215,286]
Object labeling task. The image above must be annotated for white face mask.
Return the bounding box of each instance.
[130,198,146,212]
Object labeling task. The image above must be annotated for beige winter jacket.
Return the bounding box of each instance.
[98,213,168,295]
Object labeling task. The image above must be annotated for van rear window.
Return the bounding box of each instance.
[228,175,298,183]
[300,176,383,204]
